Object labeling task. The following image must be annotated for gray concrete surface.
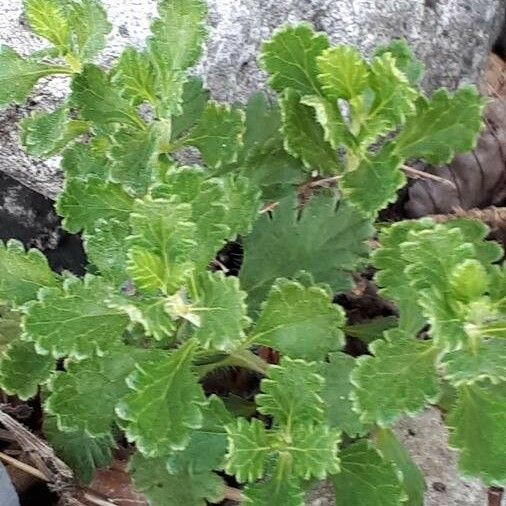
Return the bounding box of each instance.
[0,0,504,197]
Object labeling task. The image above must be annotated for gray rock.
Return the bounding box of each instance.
[0,462,19,506]
[0,0,504,197]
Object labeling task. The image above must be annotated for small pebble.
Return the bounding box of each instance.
[432,482,447,492]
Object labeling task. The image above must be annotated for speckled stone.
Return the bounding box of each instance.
[0,0,504,197]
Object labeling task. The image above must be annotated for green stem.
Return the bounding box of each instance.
[196,348,269,378]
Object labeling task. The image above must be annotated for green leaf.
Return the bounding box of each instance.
[344,316,398,344]
[447,381,506,486]
[127,196,197,294]
[24,0,70,51]
[0,341,53,400]
[111,47,156,105]
[0,46,61,108]
[224,418,271,483]
[46,345,145,436]
[256,357,325,426]
[131,452,225,506]
[147,0,207,116]
[0,239,60,305]
[171,77,209,139]
[260,24,329,96]
[331,440,404,506]
[190,272,250,351]
[355,53,417,144]
[0,305,21,346]
[57,175,134,233]
[43,416,114,484]
[61,142,108,179]
[83,219,129,283]
[280,89,341,174]
[394,86,486,165]
[108,126,159,195]
[117,341,206,457]
[450,259,489,303]
[21,104,88,158]
[243,475,305,506]
[374,40,424,86]
[71,64,144,130]
[375,428,426,506]
[316,45,368,100]
[240,193,373,312]
[317,353,368,436]
[167,395,233,474]
[340,144,404,216]
[65,0,111,61]
[301,95,354,151]
[184,101,245,169]
[250,279,345,361]
[442,340,506,386]
[351,330,440,426]
[23,274,129,359]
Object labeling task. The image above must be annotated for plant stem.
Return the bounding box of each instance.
[196,348,269,377]
[487,486,504,506]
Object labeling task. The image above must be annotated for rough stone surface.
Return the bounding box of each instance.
[0,0,504,197]
[307,407,504,506]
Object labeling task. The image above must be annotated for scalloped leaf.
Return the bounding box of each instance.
[394,86,486,165]
[280,89,341,174]
[45,345,147,436]
[250,279,345,361]
[147,0,207,117]
[61,142,108,180]
[127,196,197,294]
[43,416,114,484]
[0,46,59,108]
[260,24,329,96]
[184,101,245,169]
[0,341,54,400]
[0,240,60,305]
[374,40,424,86]
[23,275,128,359]
[240,193,374,312]
[111,47,156,106]
[21,104,88,158]
[447,381,506,486]
[57,176,134,234]
[317,353,368,436]
[131,452,225,506]
[316,45,368,100]
[117,341,206,457]
[256,357,325,425]
[351,330,440,426]
[190,272,250,351]
[340,144,404,216]
[331,440,404,506]
[24,0,70,51]
[243,475,304,506]
[71,64,144,129]
[171,77,209,139]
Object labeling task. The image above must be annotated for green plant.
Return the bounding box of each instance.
[0,0,504,504]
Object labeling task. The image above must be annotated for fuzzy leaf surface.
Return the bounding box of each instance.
[0,46,57,107]
[447,381,506,485]
[0,341,53,400]
[280,89,340,174]
[61,142,107,180]
[57,176,134,234]
[240,193,373,312]
[317,353,368,436]
[251,279,345,361]
[45,345,145,436]
[43,416,114,484]
[316,45,368,100]
[131,452,225,506]
[21,104,88,158]
[243,476,304,506]
[260,24,329,96]
[191,272,250,351]
[24,0,70,51]
[394,87,485,165]
[23,275,128,359]
[351,330,440,426]
[331,440,404,506]
[117,341,206,457]
[184,102,245,169]
[127,197,196,294]
[0,240,60,305]
[171,77,209,138]
[374,40,424,85]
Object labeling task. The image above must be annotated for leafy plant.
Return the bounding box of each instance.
[0,0,503,504]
